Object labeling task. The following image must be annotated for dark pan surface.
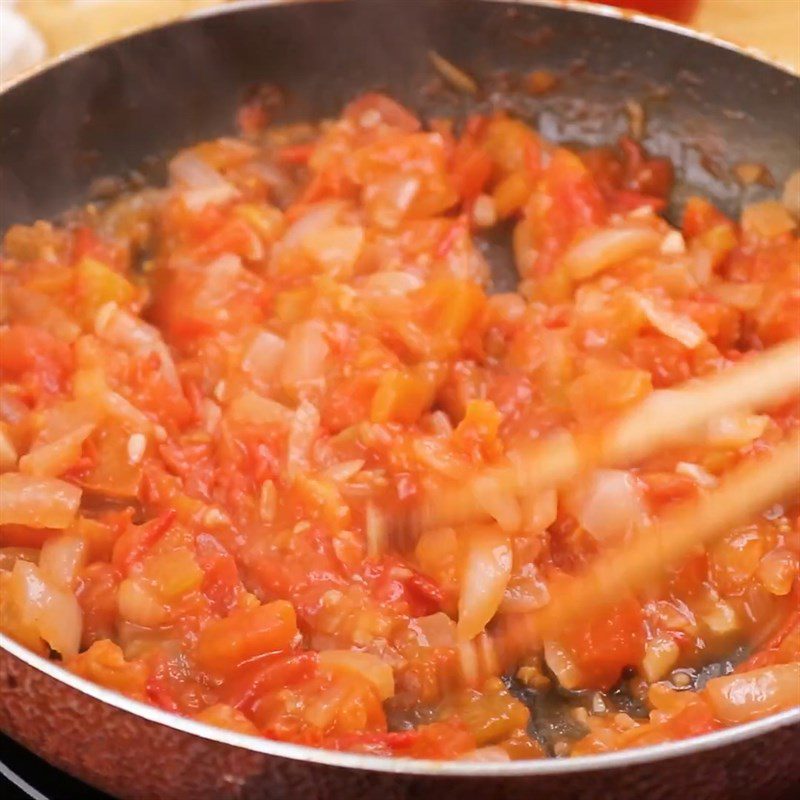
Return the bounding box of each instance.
[1,0,798,229]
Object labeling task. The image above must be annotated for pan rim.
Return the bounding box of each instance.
[1,0,798,779]
[3,630,799,776]
[0,0,797,97]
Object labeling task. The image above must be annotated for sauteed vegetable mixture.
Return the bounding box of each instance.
[1,94,798,759]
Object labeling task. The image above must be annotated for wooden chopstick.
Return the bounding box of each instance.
[490,431,800,667]
[403,338,800,539]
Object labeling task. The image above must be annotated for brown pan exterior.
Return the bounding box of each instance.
[1,2,799,798]
[2,642,799,800]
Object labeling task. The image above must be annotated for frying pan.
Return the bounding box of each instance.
[1,1,798,798]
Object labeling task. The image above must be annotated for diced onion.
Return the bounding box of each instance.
[169,151,239,210]
[319,650,395,700]
[322,459,365,484]
[564,226,661,280]
[543,639,583,690]
[660,230,686,255]
[458,525,512,641]
[409,612,457,648]
[757,547,798,596]
[0,473,81,529]
[366,175,420,230]
[258,479,277,523]
[9,560,82,658]
[117,577,167,627]
[473,474,521,532]
[226,390,293,427]
[521,489,558,533]
[701,597,739,635]
[472,195,498,228]
[96,304,180,388]
[633,292,706,349]
[365,501,388,558]
[281,201,344,249]
[39,534,86,589]
[741,200,796,238]
[19,423,95,477]
[641,635,679,682]
[362,270,424,297]
[302,224,365,278]
[280,320,329,393]
[675,461,718,488]
[574,469,647,543]
[501,564,550,614]
[287,400,320,477]
[241,330,286,385]
[706,663,800,724]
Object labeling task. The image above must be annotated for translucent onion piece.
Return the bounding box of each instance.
[362,270,424,297]
[633,292,707,349]
[19,423,95,477]
[281,201,344,249]
[500,564,550,614]
[706,664,800,724]
[0,473,81,529]
[287,400,320,478]
[409,612,457,648]
[319,650,395,700]
[280,320,329,393]
[39,534,86,589]
[473,474,522,532]
[302,224,365,278]
[757,547,798,596]
[241,330,286,385]
[575,469,647,543]
[117,577,168,627]
[641,635,680,682]
[543,639,583,691]
[521,489,558,533]
[365,501,388,558]
[564,226,661,280]
[96,304,180,388]
[169,151,239,210]
[10,560,82,658]
[741,200,796,238]
[458,525,512,641]
[227,390,293,427]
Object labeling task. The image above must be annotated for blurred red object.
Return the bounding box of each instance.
[589,1,700,24]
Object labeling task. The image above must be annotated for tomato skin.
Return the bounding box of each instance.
[195,600,298,674]
[628,335,693,388]
[196,533,242,614]
[75,563,122,648]
[221,651,318,713]
[111,509,177,574]
[0,325,72,395]
[564,598,646,691]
